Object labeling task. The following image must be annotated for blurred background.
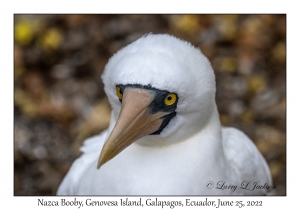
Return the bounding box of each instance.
[14,14,286,195]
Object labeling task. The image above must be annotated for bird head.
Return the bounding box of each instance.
[98,34,216,168]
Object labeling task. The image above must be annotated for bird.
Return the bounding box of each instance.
[57,33,272,195]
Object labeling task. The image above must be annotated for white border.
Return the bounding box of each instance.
[2,0,297,209]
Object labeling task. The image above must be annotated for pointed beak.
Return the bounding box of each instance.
[97,88,170,168]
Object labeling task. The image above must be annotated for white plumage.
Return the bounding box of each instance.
[57,34,272,195]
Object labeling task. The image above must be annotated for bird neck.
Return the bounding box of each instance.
[187,103,223,151]
[171,104,228,176]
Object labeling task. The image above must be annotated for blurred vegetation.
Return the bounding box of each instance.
[14,14,286,195]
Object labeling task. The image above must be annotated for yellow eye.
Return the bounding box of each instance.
[116,86,123,99]
[164,93,177,106]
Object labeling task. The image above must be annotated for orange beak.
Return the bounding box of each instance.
[97,88,171,168]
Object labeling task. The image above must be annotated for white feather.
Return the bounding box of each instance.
[57,34,272,195]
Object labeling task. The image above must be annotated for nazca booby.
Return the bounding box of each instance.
[57,34,272,195]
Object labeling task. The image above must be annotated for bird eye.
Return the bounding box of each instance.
[164,93,177,106]
[116,86,123,99]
